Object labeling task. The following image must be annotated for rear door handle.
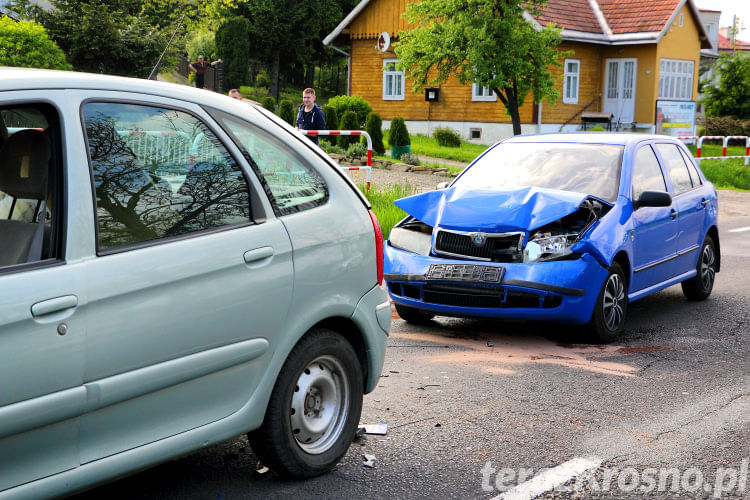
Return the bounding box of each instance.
[670,210,679,219]
[700,200,709,207]
[243,246,274,265]
[31,295,78,318]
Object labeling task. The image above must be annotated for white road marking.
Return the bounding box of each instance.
[728,227,750,233]
[492,456,603,500]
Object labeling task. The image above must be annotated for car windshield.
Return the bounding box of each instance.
[456,142,624,202]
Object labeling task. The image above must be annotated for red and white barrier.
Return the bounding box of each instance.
[682,135,750,166]
[300,130,373,191]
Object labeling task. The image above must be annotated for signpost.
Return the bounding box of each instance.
[655,100,696,143]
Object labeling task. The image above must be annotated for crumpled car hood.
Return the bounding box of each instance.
[394,186,602,232]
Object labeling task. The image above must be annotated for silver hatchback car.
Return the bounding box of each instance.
[0,68,390,497]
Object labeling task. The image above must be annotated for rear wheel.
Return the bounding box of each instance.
[681,236,717,301]
[394,303,434,324]
[247,328,363,478]
[588,262,628,343]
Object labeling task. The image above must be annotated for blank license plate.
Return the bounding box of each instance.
[426,264,504,283]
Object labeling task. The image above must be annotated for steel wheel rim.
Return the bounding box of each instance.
[700,244,716,291]
[602,273,625,331]
[289,355,350,454]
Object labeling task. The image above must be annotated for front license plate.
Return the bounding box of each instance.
[426,264,504,283]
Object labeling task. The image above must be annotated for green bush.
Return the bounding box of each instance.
[700,116,750,137]
[432,127,461,147]
[399,152,420,165]
[346,142,367,158]
[256,71,270,88]
[587,125,607,132]
[327,95,372,128]
[319,139,346,155]
[322,105,339,130]
[216,17,251,90]
[186,31,216,62]
[261,96,276,112]
[389,117,411,146]
[365,112,385,154]
[279,99,295,125]
[338,111,360,148]
[0,18,71,70]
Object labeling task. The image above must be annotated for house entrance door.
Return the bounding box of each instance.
[603,58,637,125]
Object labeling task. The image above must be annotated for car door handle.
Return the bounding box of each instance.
[700,200,709,207]
[31,295,78,318]
[243,246,274,265]
[670,210,679,219]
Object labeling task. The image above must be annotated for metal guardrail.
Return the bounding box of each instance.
[678,135,750,166]
[300,130,373,191]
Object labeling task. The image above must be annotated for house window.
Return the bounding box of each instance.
[472,83,496,102]
[383,59,404,101]
[658,59,694,100]
[563,59,580,104]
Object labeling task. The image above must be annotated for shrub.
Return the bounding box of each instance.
[256,71,270,88]
[261,96,276,112]
[346,142,367,158]
[0,18,71,70]
[338,111,360,148]
[399,152,420,165]
[365,112,385,154]
[279,99,295,125]
[389,117,411,146]
[322,105,339,130]
[432,127,461,147]
[320,140,346,155]
[216,17,251,90]
[587,125,607,132]
[186,31,216,62]
[700,116,750,137]
[327,95,372,128]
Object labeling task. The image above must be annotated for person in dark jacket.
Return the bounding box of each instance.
[295,88,326,145]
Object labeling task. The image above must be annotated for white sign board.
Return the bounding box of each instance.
[656,100,696,142]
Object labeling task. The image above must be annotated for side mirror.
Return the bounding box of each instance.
[436,181,449,189]
[634,191,672,210]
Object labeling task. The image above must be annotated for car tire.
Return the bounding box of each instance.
[247,328,363,478]
[394,303,434,324]
[681,235,717,301]
[588,262,628,343]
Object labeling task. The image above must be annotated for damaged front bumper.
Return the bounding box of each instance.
[385,243,609,324]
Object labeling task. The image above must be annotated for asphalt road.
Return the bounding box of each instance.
[73,218,749,499]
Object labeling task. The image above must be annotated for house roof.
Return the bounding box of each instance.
[326,0,711,48]
[718,32,750,51]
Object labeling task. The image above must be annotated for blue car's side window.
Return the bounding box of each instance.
[655,144,693,195]
[83,102,252,252]
[632,145,667,201]
[678,147,702,187]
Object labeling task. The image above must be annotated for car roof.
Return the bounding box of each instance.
[503,132,678,146]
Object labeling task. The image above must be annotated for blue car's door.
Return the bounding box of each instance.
[77,96,293,463]
[629,144,678,293]
[654,143,708,277]
[0,98,86,490]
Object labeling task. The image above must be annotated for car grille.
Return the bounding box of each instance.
[389,282,562,309]
[434,230,523,262]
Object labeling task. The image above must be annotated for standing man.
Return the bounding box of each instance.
[296,88,326,145]
[189,56,221,89]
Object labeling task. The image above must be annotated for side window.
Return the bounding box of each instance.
[655,143,693,195]
[214,112,328,216]
[678,147,702,187]
[0,104,62,269]
[83,102,251,251]
[632,145,667,201]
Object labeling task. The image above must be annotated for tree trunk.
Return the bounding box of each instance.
[305,61,315,89]
[507,82,522,136]
[270,50,280,102]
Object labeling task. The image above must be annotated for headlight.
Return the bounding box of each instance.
[523,233,578,263]
[389,226,432,255]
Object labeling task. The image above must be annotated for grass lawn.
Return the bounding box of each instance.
[384,132,488,163]
[360,183,417,238]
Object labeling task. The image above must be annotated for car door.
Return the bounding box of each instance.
[76,94,294,463]
[629,143,678,293]
[654,143,707,276]
[0,98,87,490]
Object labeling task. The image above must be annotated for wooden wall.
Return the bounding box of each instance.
[541,42,603,124]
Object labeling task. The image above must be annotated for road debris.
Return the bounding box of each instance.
[363,423,388,435]
[363,454,377,468]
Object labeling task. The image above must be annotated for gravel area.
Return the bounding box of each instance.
[346,167,750,219]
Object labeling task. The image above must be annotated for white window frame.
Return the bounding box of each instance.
[382,59,405,101]
[472,83,496,102]
[563,59,580,104]
[658,58,694,100]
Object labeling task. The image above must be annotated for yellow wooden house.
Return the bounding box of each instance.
[324,0,712,143]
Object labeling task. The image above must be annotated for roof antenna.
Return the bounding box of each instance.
[148,2,192,81]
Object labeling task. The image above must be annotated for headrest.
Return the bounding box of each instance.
[0,129,50,200]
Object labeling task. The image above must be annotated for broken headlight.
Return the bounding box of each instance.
[389,220,433,256]
[523,233,578,263]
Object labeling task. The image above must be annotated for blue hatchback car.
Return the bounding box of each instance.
[385,133,720,341]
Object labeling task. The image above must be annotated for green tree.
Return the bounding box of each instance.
[703,53,750,119]
[389,117,410,147]
[279,99,295,125]
[338,111,359,148]
[365,112,385,154]
[327,95,372,128]
[187,31,217,62]
[322,105,339,130]
[0,18,72,70]
[216,16,251,89]
[395,0,565,135]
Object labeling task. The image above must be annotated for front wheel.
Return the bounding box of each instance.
[681,236,717,301]
[588,262,628,343]
[248,328,363,478]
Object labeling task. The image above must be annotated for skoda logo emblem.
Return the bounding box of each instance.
[471,233,487,247]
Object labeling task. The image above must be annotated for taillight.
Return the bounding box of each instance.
[368,209,384,285]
